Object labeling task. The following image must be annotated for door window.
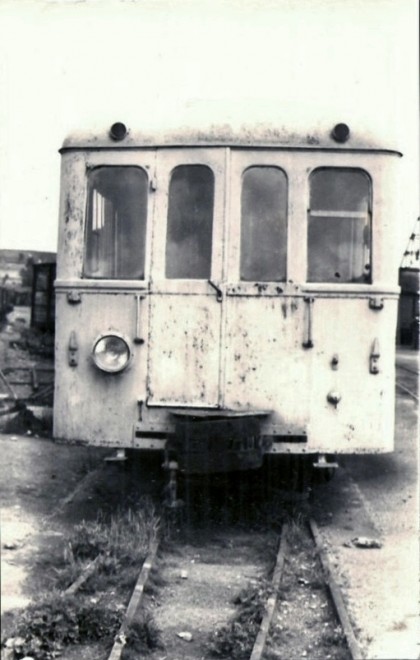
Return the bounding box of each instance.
[240,166,288,281]
[165,165,214,279]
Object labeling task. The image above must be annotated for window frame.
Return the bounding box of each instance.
[150,148,225,295]
[83,164,150,281]
[226,150,293,289]
[306,166,373,285]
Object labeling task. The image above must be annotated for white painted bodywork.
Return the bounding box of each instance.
[54,130,401,455]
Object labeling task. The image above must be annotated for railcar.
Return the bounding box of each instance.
[31,262,56,332]
[0,285,14,321]
[54,121,402,480]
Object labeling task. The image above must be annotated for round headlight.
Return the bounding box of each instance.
[92,335,131,373]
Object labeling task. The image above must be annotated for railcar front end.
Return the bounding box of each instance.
[54,123,402,474]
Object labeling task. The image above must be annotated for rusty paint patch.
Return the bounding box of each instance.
[281,302,288,319]
[291,299,298,313]
[254,283,268,294]
[65,196,72,224]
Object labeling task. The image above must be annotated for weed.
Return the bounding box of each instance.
[68,519,110,559]
[286,515,310,546]
[209,620,259,659]
[207,580,271,659]
[143,566,167,595]
[121,610,163,658]
[53,560,82,591]
[79,558,140,595]
[2,503,161,659]
[69,503,159,564]
[321,625,346,646]
[51,504,160,597]
[1,592,122,660]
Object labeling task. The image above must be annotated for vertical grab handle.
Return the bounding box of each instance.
[369,338,380,374]
[134,294,145,345]
[302,297,315,349]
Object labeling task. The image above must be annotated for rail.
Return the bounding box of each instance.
[99,517,361,660]
[395,380,418,402]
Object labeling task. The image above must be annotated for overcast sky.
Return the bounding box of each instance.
[0,0,418,254]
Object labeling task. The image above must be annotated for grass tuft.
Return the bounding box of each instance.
[207,580,271,659]
[321,626,346,647]
[69,503,160,564]
[121,611,163,658]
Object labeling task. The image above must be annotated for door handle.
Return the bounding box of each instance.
[208,280,223,303]
[302,296,315,349]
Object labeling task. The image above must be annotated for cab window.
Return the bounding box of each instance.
[240,166,288,281]
[166,165,214,279]
[84,166,148,279]
[307,168,371,283]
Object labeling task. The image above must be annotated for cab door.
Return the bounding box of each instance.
[222,150,309,433]
[146,148,226,408]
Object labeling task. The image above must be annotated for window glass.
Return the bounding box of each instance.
[308,168,371,283]
[84,166,148,279]
[166,165,214,279]
[240,167,288,281]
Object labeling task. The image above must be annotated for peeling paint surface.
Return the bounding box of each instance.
[307,298,398,452]
[58,153,87,281]
[223,296,308,426]
[54,143,402,458]
[148,293,221,406]
[54,291,149,445]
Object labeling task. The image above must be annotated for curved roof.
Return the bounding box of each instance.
[61,122,402,155]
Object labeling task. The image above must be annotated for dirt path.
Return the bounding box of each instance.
[145,530,276,660]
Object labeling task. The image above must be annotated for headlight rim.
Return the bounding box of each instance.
[91,332,132,374]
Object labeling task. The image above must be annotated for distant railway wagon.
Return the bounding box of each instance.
[54,122,402,476]
[0,286,14,320]
[31,262,56,332]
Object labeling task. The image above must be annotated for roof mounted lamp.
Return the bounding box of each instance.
[109,122,128,141]
[331,123,350,143]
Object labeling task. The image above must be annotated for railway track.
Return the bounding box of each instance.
[396,363,418,402]
[395,380,418,401]
[107,515,359,660]
[0,365,54,412]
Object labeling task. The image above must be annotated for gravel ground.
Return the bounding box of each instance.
[0,435,109,615]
